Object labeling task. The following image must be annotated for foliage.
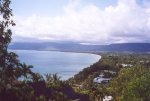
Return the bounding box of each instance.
[0,0,76,100]
[108,66,150,101]
[71,62,117,83]
[70,53,150,101]
[0,0,38,100]
[45,73,62,89]
[51,91,69,101]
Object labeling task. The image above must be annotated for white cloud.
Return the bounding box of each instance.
[12,0,150,44]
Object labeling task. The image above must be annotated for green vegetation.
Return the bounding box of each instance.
[0,0,34,100]
[0,0,74,101]
[0,0,150,101]
[69,53,150,101]
[108,66,150,101]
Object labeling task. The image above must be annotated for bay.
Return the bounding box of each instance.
[12,50,101,80]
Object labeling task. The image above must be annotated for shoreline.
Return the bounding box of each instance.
[9,49,101,57]
[10,49,101,80]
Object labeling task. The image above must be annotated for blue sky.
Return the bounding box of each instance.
[10,0,150,44]
[11,0,117,16]
[11,0,68,17]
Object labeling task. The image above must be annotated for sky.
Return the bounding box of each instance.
[10,0,150,44]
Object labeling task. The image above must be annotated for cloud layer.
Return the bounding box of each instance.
[12,0,150,44]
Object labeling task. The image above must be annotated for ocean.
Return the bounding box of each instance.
[12,50,101,80]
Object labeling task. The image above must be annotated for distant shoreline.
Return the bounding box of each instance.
[9,49,101,57]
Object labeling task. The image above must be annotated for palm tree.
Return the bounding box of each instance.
[45,73,62,89]
[31,73,43,82]
[19,63,33,81]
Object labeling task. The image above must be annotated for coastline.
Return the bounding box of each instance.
[10,49,101,80]
[10,49,101,58]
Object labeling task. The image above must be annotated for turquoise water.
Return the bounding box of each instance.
[12,50,101,80]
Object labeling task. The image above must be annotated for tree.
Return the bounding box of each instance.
[0,1,35,101]
[0,0,15,68]
[120,69,150,101]
[45,73,62,89]
[108,66,150,101]
[0,0,16,91]
[31,73,44,83]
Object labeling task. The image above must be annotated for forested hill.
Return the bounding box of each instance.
[9,42,150,52]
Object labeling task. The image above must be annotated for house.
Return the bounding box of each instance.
[103,70,116,74]
[93,77,111,84]
[121,64,132,67]
[103,96,113,101]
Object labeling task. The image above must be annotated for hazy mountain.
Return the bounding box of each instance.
[9,42,150,52]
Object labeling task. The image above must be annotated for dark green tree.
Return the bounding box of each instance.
[0,1,35,101]
[0,0,16,91]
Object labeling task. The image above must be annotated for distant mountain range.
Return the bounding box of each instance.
[9,42,150,52]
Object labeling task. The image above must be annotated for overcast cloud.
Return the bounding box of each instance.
[12,0,150,44]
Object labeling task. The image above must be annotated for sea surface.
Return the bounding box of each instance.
[12,50,101,80]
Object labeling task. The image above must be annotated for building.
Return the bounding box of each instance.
[103,96,113,101]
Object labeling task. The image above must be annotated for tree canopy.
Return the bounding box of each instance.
[108,66,150,101]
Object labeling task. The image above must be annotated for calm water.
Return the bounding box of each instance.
[12,50,101,80]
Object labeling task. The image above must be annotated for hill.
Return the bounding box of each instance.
[9,42,150,52]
